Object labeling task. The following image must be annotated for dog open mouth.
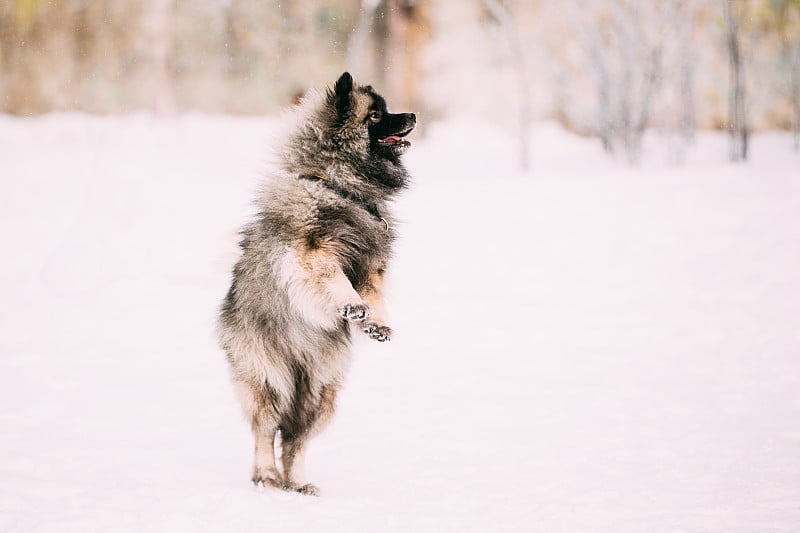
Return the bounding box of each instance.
[377,127,414,149]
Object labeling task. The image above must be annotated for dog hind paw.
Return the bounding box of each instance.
[251,474,281,489]
[282,482,320,496]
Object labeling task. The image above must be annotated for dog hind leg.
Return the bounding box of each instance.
[234,379,282,487]
[280,384,339,496]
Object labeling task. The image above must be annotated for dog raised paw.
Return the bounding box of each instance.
[339,303,369,320]
[360,320,392,342]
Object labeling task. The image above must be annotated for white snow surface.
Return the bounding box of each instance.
[1,114,799,532]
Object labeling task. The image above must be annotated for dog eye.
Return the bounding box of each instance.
[369,111,381,122]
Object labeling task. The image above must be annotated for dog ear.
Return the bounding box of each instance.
[330,72,353,117]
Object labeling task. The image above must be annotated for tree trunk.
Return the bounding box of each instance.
[678,1,697,152]
[483,0,531,172]
[347,0,380,77]
[792,45,800,151]
[145,0,175,115]
[725,0,748,162]
[584,24,612,153]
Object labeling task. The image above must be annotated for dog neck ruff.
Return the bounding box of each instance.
[299,173,390,232]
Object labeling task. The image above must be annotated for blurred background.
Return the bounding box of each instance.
[2,2,800,532]
[2,0,799,165]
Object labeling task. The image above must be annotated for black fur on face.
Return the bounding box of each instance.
[328,72,416,161]
[362,90,416,160]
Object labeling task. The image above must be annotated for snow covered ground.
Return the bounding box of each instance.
[1,113,799,532]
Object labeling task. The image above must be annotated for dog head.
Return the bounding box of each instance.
[327,72,416,160]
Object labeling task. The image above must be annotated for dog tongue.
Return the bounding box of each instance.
[383,136,403,142]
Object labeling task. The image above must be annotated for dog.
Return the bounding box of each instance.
[217,72,415,496]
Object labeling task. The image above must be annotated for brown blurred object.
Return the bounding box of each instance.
[0,1,142,114]
[346,0,432,114]
[0,0,798,144]
[0,0,361,115]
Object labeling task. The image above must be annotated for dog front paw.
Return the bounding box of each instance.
[339,303,369,320]
[361,320,392,342]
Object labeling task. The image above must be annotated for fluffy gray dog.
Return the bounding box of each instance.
[217,72,415,496]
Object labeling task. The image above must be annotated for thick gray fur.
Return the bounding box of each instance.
[217,72,415,495]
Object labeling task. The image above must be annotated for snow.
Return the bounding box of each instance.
[1,113,799,532]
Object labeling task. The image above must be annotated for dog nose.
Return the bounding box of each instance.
[407,113,416,123]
